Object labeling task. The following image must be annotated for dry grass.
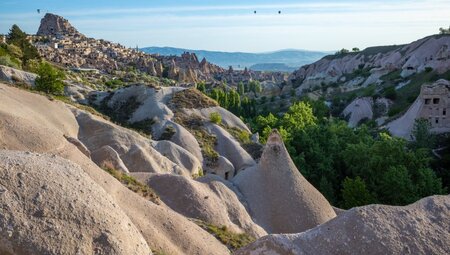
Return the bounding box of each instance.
[169,88,218,109]
[102,167,160,205]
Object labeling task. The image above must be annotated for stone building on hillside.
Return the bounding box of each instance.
[419,79,450,131]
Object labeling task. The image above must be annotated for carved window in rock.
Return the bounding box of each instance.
[425,99,431,105]
[443,109,447,116]
[433,98,440,104]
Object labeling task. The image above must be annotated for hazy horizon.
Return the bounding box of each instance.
[1,0,449,52]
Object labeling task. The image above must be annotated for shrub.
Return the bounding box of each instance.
[383,86,397,100]
[0,55,21,69]
[193,220,255,250]
[159,125,176,140]
[210,112,222,124]
[35,62,65,95]
[424,67,433,73]
[102,167,160,204]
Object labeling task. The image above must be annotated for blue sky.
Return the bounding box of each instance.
[1,0,449,52]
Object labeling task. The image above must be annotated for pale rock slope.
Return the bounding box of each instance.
[0,151,150,255]
[0,83,231,255]
[290,35,450,92]
[92,85,256,177]
[232,131,336,234]
[236,195,450,255]
[134,173,267,238]
[342,97,373,127]
[74,109,190,176]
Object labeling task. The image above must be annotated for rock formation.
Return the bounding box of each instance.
[290,35,450,93]
[0,83,231,255]
[232,130,336,233]
[343,97,374,127]
[0,151,150,255]
[134,173,267,238]
[387,79,450,138]
[37,13,82,37]
[236,195,450,255]
[0,65,37,87]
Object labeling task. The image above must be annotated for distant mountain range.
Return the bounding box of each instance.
[140,47,328,72]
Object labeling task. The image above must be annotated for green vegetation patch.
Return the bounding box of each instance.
[174,112,219,165]
[192,219,255,251]
[102,167,160,205]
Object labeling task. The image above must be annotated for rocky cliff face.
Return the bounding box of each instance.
[290,35,450,93]
[37,13,82,37]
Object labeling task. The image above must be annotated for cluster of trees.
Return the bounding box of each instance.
[3,25,40,67]
[439,26,450,35]
[197,82,258,118]
[0,24,65,95]
[35,62,65,95]
[248,100,446,208]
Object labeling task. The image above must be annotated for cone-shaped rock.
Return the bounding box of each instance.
[233,130,336,233]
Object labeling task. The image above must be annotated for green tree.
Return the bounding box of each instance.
[6,24,39,65]
[248,80,262,96]
[196,81,206,93]
[341,177,375,209]
[6,24,27,45]
[379,166,416,205]
[281,101,317,132]
[439,26,450,35]
[35,62,65,95]
[237,82,245,95]
[410,118,435,150]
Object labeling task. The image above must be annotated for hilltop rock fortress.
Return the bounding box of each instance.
[233,131,336,233]
[37,13,81,37]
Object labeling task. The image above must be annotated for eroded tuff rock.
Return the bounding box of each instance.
[290,34,450,93]
[134,173,267,238]
[0,83,231,255]
[233,130,336,234]
[0,65,37,87]
[73,109,189,176]
[37,13,82,37]
[0,150,150,255]
[236,195,450,255]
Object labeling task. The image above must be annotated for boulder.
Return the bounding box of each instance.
[236,195,450,255]
[0,65,37,87]
[233,130,336,234]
